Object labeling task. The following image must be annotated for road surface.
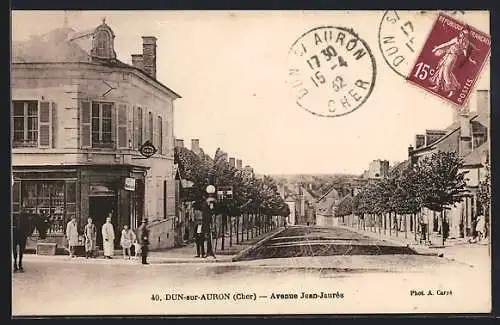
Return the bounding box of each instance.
[12,226,490,315]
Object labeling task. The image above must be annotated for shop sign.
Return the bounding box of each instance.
[139,140,157,158]
[124,177,136,191]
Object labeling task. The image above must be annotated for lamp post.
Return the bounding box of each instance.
[205,185,216,258]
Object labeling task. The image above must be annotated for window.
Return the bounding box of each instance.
[20,181,76,234]
[158,116,163,154]
[13,101,38,147]
[148,111,153,142]
[96,30,110,57]
[91,102,113,148]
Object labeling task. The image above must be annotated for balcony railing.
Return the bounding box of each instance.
[91,140,115,149]
[13,139,37,148]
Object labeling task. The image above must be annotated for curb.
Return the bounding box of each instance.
[231,227,286,262]
[339,225,439,257]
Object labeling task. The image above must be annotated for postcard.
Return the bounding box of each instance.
[11,10,491,316]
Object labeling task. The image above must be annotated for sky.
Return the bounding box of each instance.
[11,11,490,175]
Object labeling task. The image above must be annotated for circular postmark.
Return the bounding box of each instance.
[378,10,467,78]
[287,26,376,118]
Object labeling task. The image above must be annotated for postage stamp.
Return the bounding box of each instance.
[378,10,467,79]
[287,26,376,118]
[406,13,491,106]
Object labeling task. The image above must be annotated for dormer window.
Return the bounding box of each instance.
[96,30,111,57]
[91,18,116,61]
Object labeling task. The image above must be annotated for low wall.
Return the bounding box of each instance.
[146,218,175,250]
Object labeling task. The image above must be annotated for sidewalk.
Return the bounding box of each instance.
[24,227,285,265]
[340,225,490,268]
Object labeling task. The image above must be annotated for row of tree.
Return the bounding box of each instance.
[335,151,487,244]
[174,146,290,249]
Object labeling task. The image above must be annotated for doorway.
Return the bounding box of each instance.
[89,196,117,249]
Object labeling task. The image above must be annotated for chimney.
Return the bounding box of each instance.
[131,54,144,71]
[191,139,200,154]
[142,36,157,79]
[453,100,470,124]
[459,107,472,157]
[229,157,236,168]
[408,145,414,157]
[476,89,490,118]
[415,134,426,149]
[425,129,447,146]
[174,139,184,148]
[236,159,242,170]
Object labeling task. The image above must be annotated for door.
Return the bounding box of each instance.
[89,196,117,249]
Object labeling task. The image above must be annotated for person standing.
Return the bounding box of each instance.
[475,213,486,242]
[194,221,205,258]
[102,216,115,259]
[120,225,136,259]
[84,217,97,258]
[138,219,150,265]
[66,217,79,258]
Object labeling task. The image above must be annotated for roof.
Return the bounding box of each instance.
[300,187,316,202]
[462,141,489,167]
[389,160,410,175]
[12,25,181,99]
[317,185,340,202]
[411,114,480,155]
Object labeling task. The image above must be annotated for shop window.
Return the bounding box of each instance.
[91,102,114,148]
[13,101,38,147]
[20,181,76,234]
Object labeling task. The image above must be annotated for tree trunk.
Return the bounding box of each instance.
[236,215,239,244]
[395,213,398,237]
[404,214,408,239]
[221,214,226,250]
[229,216,233,247]
[413,213,417,242]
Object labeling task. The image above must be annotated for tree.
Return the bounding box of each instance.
[477,160,490,237]
[414,151,468,245]
[416,151,468,212]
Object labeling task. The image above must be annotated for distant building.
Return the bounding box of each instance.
[362,159,389,179]
[315,186,341,227]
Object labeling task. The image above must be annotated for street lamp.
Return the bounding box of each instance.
[206,185,216,194]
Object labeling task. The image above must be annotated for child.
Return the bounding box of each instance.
[120,225,136,259]
[133,240,142,260]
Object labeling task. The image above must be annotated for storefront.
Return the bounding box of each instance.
[13,165,147,249]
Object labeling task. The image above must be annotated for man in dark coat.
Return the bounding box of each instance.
[194,220,205,257]
[138,219,150,265]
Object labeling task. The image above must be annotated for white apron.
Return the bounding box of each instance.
[102,222,115,256]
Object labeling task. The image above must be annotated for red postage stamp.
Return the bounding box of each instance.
[407,13,491,106]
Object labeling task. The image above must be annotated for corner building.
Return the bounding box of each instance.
[12,20,181,249]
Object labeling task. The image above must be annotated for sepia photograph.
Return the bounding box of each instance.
[11,10,491,316]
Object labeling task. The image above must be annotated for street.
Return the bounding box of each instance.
[12,226,490,315]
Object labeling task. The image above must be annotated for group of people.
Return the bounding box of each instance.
[65,215,151,265]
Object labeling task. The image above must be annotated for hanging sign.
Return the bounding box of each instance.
[139,140,157,158]
[124,177,136,191]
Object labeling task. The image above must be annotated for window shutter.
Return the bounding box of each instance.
[51,102,57,148]
[133,107,138,149]
[80,101,91,148]
[38,101,52,148]
[117,103,128,149]
[153,114,158,149]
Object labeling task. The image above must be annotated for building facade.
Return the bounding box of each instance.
[12,20,180,250]
[407,89,490,239]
